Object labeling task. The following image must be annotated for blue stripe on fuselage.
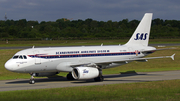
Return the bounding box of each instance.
[28,52,141,59]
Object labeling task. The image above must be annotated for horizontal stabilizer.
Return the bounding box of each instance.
[140,47,176,54]
[171,53,175,60]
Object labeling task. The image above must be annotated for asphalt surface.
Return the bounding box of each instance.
[0,43,180,50]
[0,71,180,92]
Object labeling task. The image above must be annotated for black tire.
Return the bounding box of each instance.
[94,76,104,82]
[29,79,35,84]
[66,73,75,80]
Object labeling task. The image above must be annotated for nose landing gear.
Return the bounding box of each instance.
[29,73,35,84]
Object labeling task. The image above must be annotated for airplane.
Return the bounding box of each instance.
[5,13,175,84]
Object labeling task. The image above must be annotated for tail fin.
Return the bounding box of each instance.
[125,13,153,46]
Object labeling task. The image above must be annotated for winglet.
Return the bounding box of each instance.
[171,53,175,60]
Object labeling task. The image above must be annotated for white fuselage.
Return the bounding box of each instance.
[5,13,174,83]
[5,45,155,73]
[5,13,156,75]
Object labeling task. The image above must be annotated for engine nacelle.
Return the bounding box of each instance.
[72,67,99,80]
[32,72,59,77]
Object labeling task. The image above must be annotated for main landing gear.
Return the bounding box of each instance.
[66,72,75,80]
[94,75,104,82]
[29,73,35,84]
[94,69,104,82]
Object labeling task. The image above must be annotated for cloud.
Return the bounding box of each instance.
[0,0,180,22]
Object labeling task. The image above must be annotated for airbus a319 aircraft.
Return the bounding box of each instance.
[5,13,175,84]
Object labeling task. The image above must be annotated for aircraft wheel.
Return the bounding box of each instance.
[94,75,104,82]
[29,79,35,84]
[66,73,75,80]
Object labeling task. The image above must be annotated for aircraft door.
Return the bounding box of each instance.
[34,50,41,64]
[128,47,135,56]
[128,47,133,52]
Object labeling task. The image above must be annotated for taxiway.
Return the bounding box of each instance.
[0,70,180,92]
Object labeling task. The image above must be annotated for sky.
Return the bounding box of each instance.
[0,0,180,22]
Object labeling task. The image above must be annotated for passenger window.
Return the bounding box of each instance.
[13,55,19,59]
[23,55,27,59]
[19,55,23,59]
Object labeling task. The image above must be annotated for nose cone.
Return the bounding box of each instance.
[5,60,14,71]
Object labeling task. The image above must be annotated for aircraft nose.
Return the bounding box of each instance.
[4,60,14,71]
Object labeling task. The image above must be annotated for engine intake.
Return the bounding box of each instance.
[72,67,99,80]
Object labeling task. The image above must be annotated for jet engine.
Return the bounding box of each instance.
[32,72,59,77]
[72,67,99,80]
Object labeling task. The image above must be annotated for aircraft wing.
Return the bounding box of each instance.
[70,54,175,67]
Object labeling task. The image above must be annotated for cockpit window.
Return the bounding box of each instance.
[19,55,23,59]
[23,55,27,59]
[13,55,19,59]
[12,55,27,59]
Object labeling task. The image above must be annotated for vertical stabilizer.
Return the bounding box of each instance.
[125,13,153,46]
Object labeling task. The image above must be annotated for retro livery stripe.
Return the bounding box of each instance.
[27,51,145,59]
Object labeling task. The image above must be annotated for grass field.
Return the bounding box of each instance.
[0,80,180,100]
[0,39,180,47]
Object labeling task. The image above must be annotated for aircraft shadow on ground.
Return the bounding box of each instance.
[6,76,68,84]
[6,71,161,84]
[72,71,162,83]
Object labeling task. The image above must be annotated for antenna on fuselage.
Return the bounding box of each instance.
[32,46,35,49]
[101,43,103,46]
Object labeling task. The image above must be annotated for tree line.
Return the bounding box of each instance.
[0,18,180,40]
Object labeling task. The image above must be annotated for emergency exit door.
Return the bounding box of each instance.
[34,50,41,64]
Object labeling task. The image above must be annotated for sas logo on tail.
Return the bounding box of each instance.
[134,33,148,40]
